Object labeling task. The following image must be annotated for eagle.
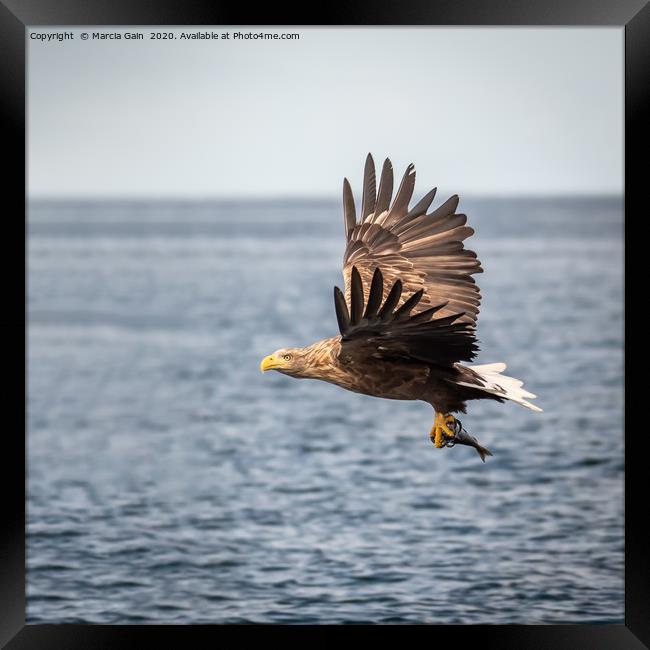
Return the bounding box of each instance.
[261,155,541,461]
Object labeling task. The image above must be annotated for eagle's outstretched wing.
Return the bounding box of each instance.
[335,266,478,366]
[342,155,482,327]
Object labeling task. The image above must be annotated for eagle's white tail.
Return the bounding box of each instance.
[458,363,543,412]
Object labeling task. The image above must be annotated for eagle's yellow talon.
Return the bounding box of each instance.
[430,413,457,448]
[430,425,446,448]
[441,422,456,437]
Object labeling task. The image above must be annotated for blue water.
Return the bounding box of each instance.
[27,197,624,624]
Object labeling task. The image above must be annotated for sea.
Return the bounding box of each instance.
[27,196,624,624]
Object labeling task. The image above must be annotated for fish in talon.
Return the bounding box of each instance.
[438,418,493,462]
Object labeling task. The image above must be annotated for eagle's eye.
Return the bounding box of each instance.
[283,354,292,361]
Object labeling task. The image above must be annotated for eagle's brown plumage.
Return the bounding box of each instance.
[261,155,541,458]
[343,155,482,327]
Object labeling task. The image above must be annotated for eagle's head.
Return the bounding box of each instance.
[260,348,309,378]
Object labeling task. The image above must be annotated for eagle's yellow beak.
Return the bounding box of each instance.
[260,355,279,372]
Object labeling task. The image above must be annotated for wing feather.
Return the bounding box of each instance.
[335,268,478,366]
[349,266,365,325]
[342,178,356,238]
[334,286,350,333]
[342,157,482,327]
[378,279,402,320]
[401,187,437,225]
[363,267,384,319]
[371,158,394,222]
[361,153,377,221]
[383,163,416,226]
[427,194,460,220]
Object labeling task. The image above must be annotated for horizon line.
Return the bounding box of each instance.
[27,192,624,204]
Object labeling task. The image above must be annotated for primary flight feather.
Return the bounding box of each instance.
[261,155,541,461]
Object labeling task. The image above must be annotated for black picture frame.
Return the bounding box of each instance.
[2,1,646,646]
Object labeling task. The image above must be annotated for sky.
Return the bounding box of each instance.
[28,27,623,199]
